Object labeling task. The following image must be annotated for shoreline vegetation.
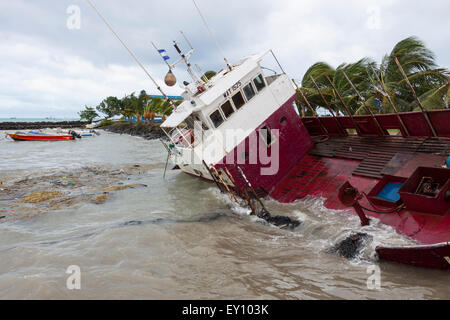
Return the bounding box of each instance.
[75,72,218,140]
[5,37,446,142]
[103,122,165,140]
[77,37,447,135]
[0,121,87,131]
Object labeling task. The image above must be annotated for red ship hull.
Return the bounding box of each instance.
[212,94,450,269]
[376,243,450,270]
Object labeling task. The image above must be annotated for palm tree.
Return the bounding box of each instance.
[96,96,121,119]
[159,100,174,121]
[299,58,377,116]
[334,58,378,115]
[298,36,449,116]
[143,105,151,124]
[417,80,449,110]
[376,36,449,112]
[144,97,163,125]
[136,90,150,124]
[298,62,335,116]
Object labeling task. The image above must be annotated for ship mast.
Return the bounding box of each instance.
[152,30,207,89]
[173,37,204,86]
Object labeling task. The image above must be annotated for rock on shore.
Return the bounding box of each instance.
[104,123,165,140]
[0,121,88,130]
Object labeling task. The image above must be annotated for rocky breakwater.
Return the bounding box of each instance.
[0,121,88,130]
[104,123,166,140]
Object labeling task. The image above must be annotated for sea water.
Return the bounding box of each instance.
[0,130,448,299]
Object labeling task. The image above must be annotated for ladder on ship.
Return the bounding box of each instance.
[202,161,300,229]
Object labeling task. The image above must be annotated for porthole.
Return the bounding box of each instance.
[259,125,275,147]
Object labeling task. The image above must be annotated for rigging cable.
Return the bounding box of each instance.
[192,0,232,71]
[85,0,175,107]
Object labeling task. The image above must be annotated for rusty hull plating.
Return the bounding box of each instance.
[265,109,450,269]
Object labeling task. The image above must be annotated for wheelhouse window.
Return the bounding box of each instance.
[259,125,275,147]
[232,91,245,109]
[209,109,224,128]
[220,100,235,119]
[253,74,266,92]
[243,83,256,101]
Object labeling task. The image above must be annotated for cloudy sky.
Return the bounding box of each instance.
[1,0,449,118]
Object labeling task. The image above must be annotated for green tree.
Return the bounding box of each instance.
[335,58,378,115]
[144,97,163,125]
[78,106,99,123]
[302,58,377,115]
[96,96,121,118]
[136,90,151,123]
[298,36,449,116]
[121,93,138,123]
[203,70,217,80]
[159,100,174,121]
[297,61,335,116]
[376,36,449,112]
[298,59,378,116]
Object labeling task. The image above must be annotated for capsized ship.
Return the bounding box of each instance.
[84,0,449,270]
[159,45,450,270]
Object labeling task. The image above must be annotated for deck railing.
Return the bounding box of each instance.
[301,109,450,138]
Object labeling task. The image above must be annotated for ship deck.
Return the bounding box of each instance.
[269,135,450,245]
[308,135,450,178]
[270,135,450,202]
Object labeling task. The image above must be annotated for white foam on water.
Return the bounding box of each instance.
[208,187,417,265]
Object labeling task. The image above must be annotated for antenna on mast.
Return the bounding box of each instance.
[172,39,203,85]
[192,0,232,71]
[180,30,194,51]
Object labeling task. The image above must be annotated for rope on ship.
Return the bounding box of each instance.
[359,191,405,214]
[359,203,405,214]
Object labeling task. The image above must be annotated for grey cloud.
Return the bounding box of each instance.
[0,0,448,117]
